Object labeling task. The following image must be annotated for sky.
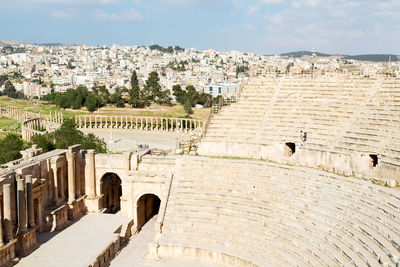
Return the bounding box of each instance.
[1,0,399,55]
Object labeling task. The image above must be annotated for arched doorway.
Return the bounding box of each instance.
[136,194,161,231]
[100,173,122,214]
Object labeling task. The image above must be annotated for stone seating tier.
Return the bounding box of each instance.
[198,77,400,182]
[157,157,400,266]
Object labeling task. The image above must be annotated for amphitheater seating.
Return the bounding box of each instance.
[204,78,400,152]
[156,157,400,266]
[198,77,400,182]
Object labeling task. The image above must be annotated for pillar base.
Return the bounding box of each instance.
[0,239,18,267]
[16,228,40,257]
[67,195,87,220]
[85,195,103,213]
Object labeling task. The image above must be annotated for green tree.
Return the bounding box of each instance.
[130,70,139,89]
[31,134,55,152]
[110,89,124,107]
[85,93,102,112]
[128,70,143,108]
[184,98,193,115]
[3,81,23,99]
[32,118,107,153]
[172,84,185,104]
[143,71,171,105]
[0,133,27,164]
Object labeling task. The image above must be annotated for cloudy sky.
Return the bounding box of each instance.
[1,0,399,54]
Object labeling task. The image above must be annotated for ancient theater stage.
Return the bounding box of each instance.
[17,214,131,267]
[81,129,178,152]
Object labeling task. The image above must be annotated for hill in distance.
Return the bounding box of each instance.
[279,51,399,62]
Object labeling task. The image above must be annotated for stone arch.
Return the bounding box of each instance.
[100,172,122,214]
[136,193,161,231]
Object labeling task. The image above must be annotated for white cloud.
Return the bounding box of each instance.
[243,22,255,30]
[259,0,286,4]
[93,8,142,22]
[246,5,260,17]
[51,9,76,19]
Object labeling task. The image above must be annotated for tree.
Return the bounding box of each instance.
[184,98,193,115]
[32,118,107,153]
[85,93,102,112]
[130,70,139,89]
[128,70,143,108]
[143,71,171,105]
[0,133,27,164]
[172,84,185,104]
[110,89,125,107]
[3,81,23,99]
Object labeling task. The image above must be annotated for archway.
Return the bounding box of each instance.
[136,194,161,231]
[100,173,122,214]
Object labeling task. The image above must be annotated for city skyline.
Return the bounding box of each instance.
[1,0,399,55]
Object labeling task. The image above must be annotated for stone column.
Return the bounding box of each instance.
[89,116,92,129]
[3,184,12,242]
[59,165,65,200]
[86,150,96,199]
[25,175,35,228]
[51,166,59,203]
[17,178,28,235]
[75,152,81,197]
[67,152,76,203]
[0,191,4,246]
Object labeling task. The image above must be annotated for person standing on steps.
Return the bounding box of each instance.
[300,130,307,146]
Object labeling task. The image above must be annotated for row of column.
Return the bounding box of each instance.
[0,174,35,246]
[76,116,204,132]
[48,110,63,124]
[3,106,21,120]
[22,118,44,142]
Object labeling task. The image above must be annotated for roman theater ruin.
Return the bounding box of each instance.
[0,76,400,266]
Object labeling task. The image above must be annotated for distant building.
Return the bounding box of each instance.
[204,82,240,98]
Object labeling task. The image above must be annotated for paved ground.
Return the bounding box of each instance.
[110,215,215,267]
[81,129,178,152]
[17,214,131,267]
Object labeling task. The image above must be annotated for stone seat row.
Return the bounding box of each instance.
[159,161,400,266]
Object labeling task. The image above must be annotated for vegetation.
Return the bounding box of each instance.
[1,46,26,54]
[42,71,171,112]
[0,96,210,121]
[31,118,107,153]
[1,81,24,99]
[172,84,213,114]
[0,133,29,164]
[128,70,144,108]
[236,65,249,76]
[149,44,184,53]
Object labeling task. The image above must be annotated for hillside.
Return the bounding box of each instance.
[278,51,399,62]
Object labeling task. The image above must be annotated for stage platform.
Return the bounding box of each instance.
[17,214,131,267]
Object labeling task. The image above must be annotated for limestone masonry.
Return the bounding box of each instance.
[0,77,400,266]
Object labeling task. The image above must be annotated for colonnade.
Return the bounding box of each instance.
[0,175,35,246]
[0,105,63,124]
[21,118,47,142]
[75,115,204,132]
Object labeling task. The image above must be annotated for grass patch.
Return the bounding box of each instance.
[0,97,210,120]
[0,116,20,128]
